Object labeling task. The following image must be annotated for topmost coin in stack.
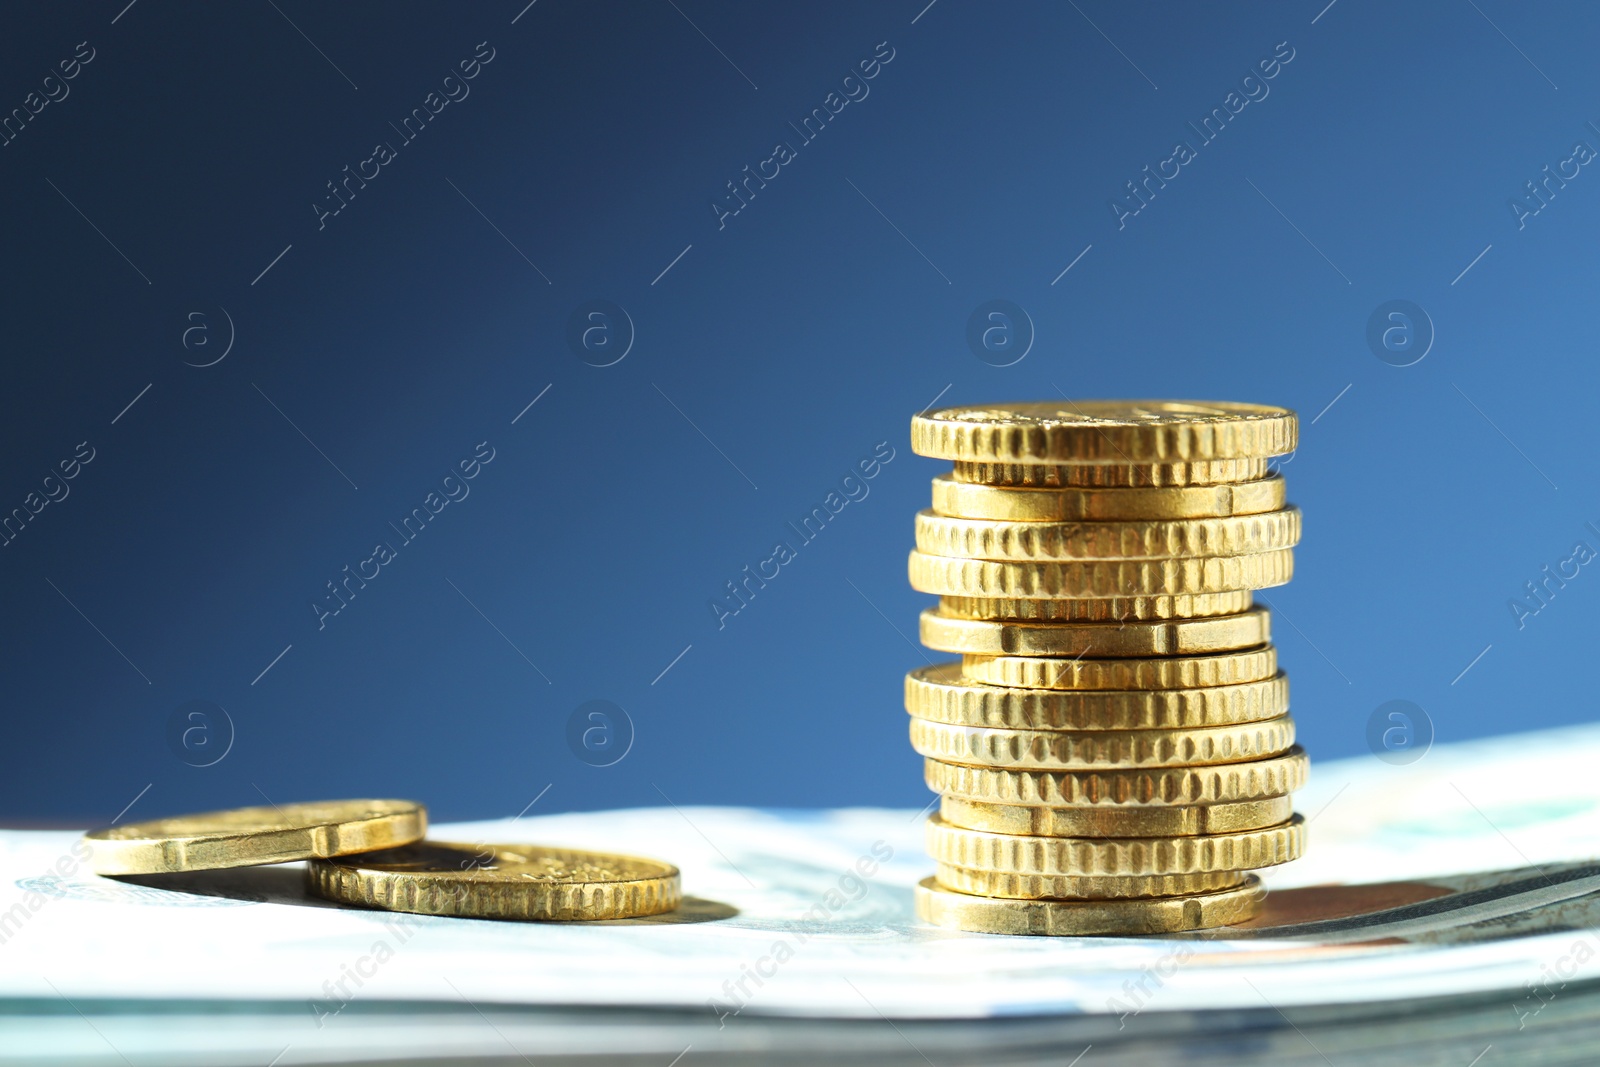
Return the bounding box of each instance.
[903,401,1307,936]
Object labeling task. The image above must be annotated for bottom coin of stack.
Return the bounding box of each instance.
[83,799,681,921]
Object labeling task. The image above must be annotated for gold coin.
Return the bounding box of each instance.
[925,813,1305,875]
[934,864,1247,900]
[925,746,1309,806]
[940,591,1254,622]
[908,549,1293,599]
[913,874,1264,935]
[307,841,681,921]
[930,473,1287,522]
[914,509,1300,561]
[912,401,1297,464]
[905,663,1289,730]
[919,607,1270,657]
[909,716,1294,770]
[953,458,1273,488]
[961,648,1276,692]
[84,799,427,876]
[939,795,1295,837]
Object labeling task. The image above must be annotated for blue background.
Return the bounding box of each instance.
[2,0,1595,824]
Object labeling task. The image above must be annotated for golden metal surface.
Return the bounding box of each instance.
[913,874,1264,935]
[307,841,681,921]
[918,607,1270,657]
[924,813,1305,875]
[911,401,1297,464]
[938,795,1296,838]
[909,716,1295,771]
[915,509,1300,561]
[939,591,1255,622]
[930,473,1287,522]
[960,648,1277,691]
[925,747,1309,807]
[933,864,1247,900]
[952,458,1274,488]
[905,664,1289,731]
[908,549,1293,599]
[84,799,427,876]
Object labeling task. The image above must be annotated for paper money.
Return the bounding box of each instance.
[3,724,1600,1065]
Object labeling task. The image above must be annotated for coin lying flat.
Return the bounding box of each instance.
[909,716,1295,771]
[915,509,1300,562]
[925,747,1310,807]
[908,549,1293,599]
[934,864,1247,900]
[952,458,1274,488]
[939,591,1255,622]
[925,813,1306,875]
[914,874,1264,935]
[919,607,1271,657]
[938,795,1295,838]
[911,401,1297,464]
[905,663,1290,730]
[84,799,427,876]
[961,648,1277,691]
[307,841,681,921]
[930,473,1288,522]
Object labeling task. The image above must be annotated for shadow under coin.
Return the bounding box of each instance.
[572,896,739,926]
[114,863,346,909]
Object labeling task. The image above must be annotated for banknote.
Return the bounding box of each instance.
[3,724,1600,1065]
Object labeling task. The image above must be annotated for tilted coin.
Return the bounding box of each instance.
[919,607,1271,657]
[905,663,1289,730]
[925,812,1306,875]
[914,874,1264,935]
[307,841,681,921]
[914,509,1300,562]
[926,746,1310,806]
[908,549,1293,599]
[930,473,1288,522]
[961,647,1277,692]
[84,799,427,876]
[939,591,1255,622]
[939,795,1296,838]
[909,716,1295,771]
[912,401,1297,464]
[953,458,1273,488]
[934,864,1247,900]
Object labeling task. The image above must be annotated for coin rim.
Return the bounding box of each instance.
[83,799,429,876]
[913,873,1266,934]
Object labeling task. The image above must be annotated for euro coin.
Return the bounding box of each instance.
[925,746,1310,806]
[918,607,1270,657]
[934,864,1247,900]
[952,458,1276,488]
[908,549,1293,599]
[912,401,1297,464]
[924,812,1305,875]
[905,663,1289,730]
[961,648,1277,691]
[913,874,1265,935]
[938,795,1295,838]
[930,473,1288,522]
[939,591,1255,622]
[84,799,427,876]
[307,841,680,921]
[908,716,1295,770]
[914,509,1300,561]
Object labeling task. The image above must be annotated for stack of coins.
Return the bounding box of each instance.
[904,401,1308,936]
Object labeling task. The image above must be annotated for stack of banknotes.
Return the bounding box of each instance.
[4,722,1600,1064]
